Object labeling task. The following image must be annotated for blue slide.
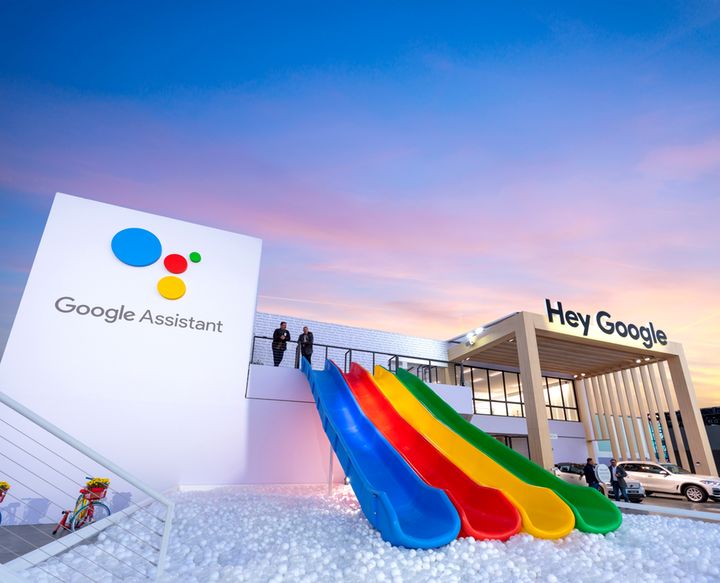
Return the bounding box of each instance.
[302,359,460,548]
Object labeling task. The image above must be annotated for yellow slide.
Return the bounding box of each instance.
[373,367,575,539]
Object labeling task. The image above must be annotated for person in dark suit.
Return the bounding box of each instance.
[583,458,601,491]
[297,326,314,365]
[609,459,629,502]
[271,322,291,367]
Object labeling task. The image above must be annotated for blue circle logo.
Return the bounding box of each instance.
[111,228,162,267]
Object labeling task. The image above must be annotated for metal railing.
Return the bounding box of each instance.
[251,335,466,385]
[0,390,173,582]
[250,335,582,422]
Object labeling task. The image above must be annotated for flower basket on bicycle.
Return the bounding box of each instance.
[85,486,108,500]
[86,477,110,490]
[84,477,110,500]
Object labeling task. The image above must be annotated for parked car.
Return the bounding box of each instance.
[553,462,645,502]
[617,461,720,503]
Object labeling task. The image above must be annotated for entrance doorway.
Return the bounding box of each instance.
[491,434,530,459]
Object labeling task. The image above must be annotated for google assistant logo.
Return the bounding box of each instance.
[111,228,201,300]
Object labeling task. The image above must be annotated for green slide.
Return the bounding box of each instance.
[393,367,622,534]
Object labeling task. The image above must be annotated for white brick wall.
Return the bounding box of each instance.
[253,312,451,371]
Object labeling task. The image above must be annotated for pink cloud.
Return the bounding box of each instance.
[3,84,720,407]
[638,138,720,180]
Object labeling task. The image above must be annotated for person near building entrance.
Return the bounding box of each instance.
[609,459,629,502]
[583,458,601,491]
[272,322,291,367]
[297,326,314,365]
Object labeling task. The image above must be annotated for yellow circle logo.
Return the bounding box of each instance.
[157,276,187,300]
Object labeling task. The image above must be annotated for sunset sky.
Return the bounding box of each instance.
[1,3,719,405]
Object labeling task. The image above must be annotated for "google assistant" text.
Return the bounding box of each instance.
[54,296,223,333]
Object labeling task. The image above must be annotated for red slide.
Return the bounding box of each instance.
[343,363,522,540]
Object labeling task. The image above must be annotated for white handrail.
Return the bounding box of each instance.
[0,389,174,579]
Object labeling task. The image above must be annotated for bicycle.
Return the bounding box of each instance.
[53,477,111,534]
[0,481,9,526]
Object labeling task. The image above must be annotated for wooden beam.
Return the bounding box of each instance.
[635,366,664,462]
[594,375,620,459]
[667,352,718,475]
[623,367,654,461]
[576,379,597,458]
[646,364,677,465]
[613,370,640,461]
[590,375,609,440]
[656,361,691,470]
[515,312,554,469]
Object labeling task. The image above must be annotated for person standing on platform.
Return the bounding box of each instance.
[272,321,291,367]
[583,458,601,491]
[609,459,630,502]
[298,326,314,365]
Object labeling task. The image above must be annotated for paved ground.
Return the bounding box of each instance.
[638,493,720,515]
[0,523,70,564]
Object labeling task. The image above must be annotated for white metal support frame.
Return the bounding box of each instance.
[327,444,334,495]
[0,390,174,581]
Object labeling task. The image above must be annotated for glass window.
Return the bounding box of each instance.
[474,400,491,415]
[509,436,530,458]
[507,403,523,417]
[561,381,576,408]
[472,369,489,400]
[504,373,522,402]
[548,378,564,407]
[661,463,691,475]
[565,409,579,422]
[489,371,505,401]
[492,401,508,416]
[465,368,580,421]
[638,464,665,474]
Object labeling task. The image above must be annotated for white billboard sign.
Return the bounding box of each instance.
[0,193,262,489]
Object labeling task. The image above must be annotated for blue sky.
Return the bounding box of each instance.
[2,2,720,403]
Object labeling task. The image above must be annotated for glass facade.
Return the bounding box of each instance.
[462,365,580,421]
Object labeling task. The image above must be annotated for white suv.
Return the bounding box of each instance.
[618,461,720,503]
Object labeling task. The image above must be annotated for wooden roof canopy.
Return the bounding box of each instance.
[449,312,675,378]
[463,331,661,377]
